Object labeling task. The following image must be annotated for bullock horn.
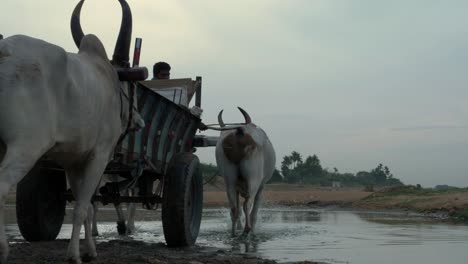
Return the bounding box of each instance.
[217,110,226,128]
[70,0,85,48]
[237,107,251,124]
[111,0,133,67]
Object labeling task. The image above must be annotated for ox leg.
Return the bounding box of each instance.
[91,179,103,237]
[126,197,136,235]
[240,159,263,236]
[228,191,241,237]
[222,164,240,237]
[0,142,49,263]
[66,156,108,264]
[250,185,264,233]
[81,204,96,262]
[231,192,243,233]
[242,197,254,236]
[0,197,6,264]
[91,201,99,237]
[114,203,127,235]
[109,175,127,235]
[0,201,7,264]
[235,194,243,231]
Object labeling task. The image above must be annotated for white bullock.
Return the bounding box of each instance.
[215,107,276,236]
[0,0,145,263]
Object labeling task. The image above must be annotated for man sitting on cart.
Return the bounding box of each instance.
[151,61,207,131]
[152,61,171,80]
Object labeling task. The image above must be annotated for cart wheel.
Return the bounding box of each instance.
[162,153,203,247]
[16,163,66,241]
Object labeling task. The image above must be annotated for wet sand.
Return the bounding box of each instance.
[4,204,321,264]
[7,239,291,264]
[204,184,371,207]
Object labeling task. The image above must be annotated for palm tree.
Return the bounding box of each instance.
[281,155,292,177]
[290,151,303,169]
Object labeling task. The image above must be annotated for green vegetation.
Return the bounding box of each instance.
[365,185,468,199]
[199,150,405,188]
[199,163,218,185]
[453,207,468,222]
[278,151,404,187]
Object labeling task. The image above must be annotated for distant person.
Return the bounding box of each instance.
[152,61,171,80]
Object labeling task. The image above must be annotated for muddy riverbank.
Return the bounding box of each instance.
[4,205,322,264]
[8,239,319,264]
[204,184,468,221]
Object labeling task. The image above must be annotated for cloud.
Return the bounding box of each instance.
[2,0,468,186]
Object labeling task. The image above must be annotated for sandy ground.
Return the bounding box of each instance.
[353,190,468,213]
[204,183,468,215]
[204,184,371,207]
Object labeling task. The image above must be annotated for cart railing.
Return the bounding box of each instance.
[114,81,202,175]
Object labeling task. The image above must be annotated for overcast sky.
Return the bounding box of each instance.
[2,0,468,187]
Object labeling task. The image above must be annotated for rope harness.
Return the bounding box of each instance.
[116,82,137,148]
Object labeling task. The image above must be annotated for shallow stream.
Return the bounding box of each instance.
[5,207,468,263]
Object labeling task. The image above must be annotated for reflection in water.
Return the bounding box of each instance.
[5,207,468,264]
[229,236,259,253]
[277,209,321,223]
[357,211,436,225]
[198,208,468,264]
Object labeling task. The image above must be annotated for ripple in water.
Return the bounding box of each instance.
[6,208,468,264]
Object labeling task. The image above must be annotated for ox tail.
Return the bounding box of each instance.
[235,127,244,137]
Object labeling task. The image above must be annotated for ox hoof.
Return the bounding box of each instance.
[126,225,135,235]
[67,256,82,264]
[241,229,252,239]
[81,253,97,263]
[117,221,127,235]
[0,245,8,264]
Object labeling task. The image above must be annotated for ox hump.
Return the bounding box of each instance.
[222,130,257,164]
[78,34,108,60]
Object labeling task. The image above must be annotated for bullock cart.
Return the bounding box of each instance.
[15,77,213,247]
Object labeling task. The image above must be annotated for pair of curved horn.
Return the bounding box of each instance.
[71,0,132,67]
[218,107,252,127]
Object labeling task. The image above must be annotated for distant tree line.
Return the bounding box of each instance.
[199,150,404,188]
[277,151,403,187]
[199,162,218,185]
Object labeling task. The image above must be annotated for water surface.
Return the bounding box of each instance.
[6,207,468,263]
